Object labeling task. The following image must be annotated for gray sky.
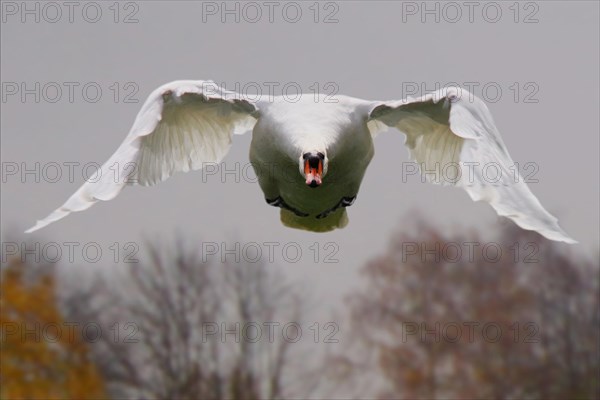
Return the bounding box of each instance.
[1,1,599,380]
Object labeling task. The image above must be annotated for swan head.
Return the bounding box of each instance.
[300,151,328,188]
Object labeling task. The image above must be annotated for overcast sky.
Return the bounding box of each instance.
[2,1,599,373]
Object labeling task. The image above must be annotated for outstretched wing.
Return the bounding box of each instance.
[26,80,258,233]
[368,87,575,243]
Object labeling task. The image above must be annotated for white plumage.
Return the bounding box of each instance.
[26,80,575,243]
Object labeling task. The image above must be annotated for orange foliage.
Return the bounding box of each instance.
[1,258,107,399]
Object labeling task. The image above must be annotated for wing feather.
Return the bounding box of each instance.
[26,80,257,233]
[368,87,575,243]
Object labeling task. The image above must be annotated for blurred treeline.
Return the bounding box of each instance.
[1,221,598,400]
[336,221,599,399]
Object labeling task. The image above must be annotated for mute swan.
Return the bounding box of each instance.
[26,80,575,243]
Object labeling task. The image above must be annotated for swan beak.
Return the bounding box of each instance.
[304,157,323,188]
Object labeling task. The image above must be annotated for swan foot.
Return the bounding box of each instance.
[316,195,356,219]
[266,197,309,217]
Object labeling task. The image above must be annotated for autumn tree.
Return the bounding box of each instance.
[0,257,107,399]
[343,217,599,399]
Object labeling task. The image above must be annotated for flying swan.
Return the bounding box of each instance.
[26,80,575,243]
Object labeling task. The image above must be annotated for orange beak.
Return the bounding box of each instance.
[304,159,323,187]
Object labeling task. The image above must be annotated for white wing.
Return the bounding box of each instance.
[26,80,257,233]
[368,87,575,243]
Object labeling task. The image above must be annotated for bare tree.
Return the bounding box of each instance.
[61,241,317,400]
